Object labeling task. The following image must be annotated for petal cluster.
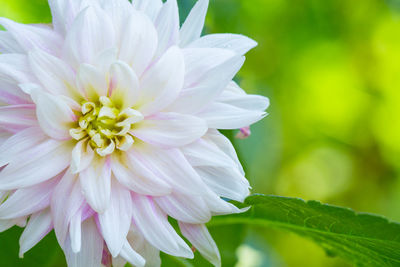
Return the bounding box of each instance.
[0,0,269,266]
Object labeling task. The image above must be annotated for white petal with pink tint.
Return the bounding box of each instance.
[109,61,140,109]
[51,171,85,247]
[19,208,53,257]
[138,46,184,116]
[154,0,179,56]
[0,105,37,133]
[0,177,59,219]
[65,217,103,267]
[111,153,171,196]
[31,89,76,140]
[179,0,209,46]
[71,139,94,174]
[79,157,111,213]
[0,31,23,53]
[118,12,158,77]
[98,180,132,257]
[0,18,62,54]
[179,223,221,267]
[119,240,146,267]
[132,112,207,148]
[188,33,257,55]
[0,140,72,190]
[131,194,193,258]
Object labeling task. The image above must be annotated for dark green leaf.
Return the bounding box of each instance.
[209,194,400,267]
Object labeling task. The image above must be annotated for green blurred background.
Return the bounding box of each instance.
[1,0,400,266]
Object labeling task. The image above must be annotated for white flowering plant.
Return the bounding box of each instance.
[0,0,398,267]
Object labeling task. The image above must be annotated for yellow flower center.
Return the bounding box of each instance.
[69,96,143,156]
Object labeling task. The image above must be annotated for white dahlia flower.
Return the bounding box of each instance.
[0,0,269,266]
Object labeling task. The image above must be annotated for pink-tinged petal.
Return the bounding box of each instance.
[99,0,133,38]
[65,217,103,267]
[0,54,36,84]
[154,0,179,57]
[195,166,250,202]
[19,209,53,258]
[77,63,108,101]
[181,138,235,169]
[182,48,235,88]
[119,241,146,267]
[52,170,85,247]
[0,219,15,232]
[31,89,76,140]
[0,104,37,133]
[0,127,46,167]
[0,80,31,105]
[0,140,72,190]
[133,0,163,21]
[0,18,62,54]
[98,179,132,257]
[132,112,207,148]
[109,61,140,109]
[219,82,270,112]
[205,129,244,175]
[28,49,81,100]
[63,6,115,69]
[154,193,211,224]
[138,46,184,116]
[197,102,267,129]
[168,56,245,114]
[0,31,23,53]
[131,194,193,258]
[71,139,94,174]
[179,223,221,267]
[0,176,60,219]
[79,157,111,213]
[179,0,209,47]
[118,12,158,77]
[111,153,171,196]
[127,230,161,267]
[49,0,94,36]
[69,210,82,253]
[188,33,257,55]
[204,191,249,216]
[236,126,251,139]
[130,146,209,196]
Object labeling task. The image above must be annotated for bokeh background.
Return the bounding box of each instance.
[0,0,399,266]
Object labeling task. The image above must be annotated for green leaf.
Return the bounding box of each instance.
[208,194,400,267]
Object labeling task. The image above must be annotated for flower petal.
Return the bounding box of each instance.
[0,18,62,54]
[19,209,53,258]
[51,170,85,247]
[154,0,179,56]
[130,146,209,196]
[0,31,23,53]
[71,139,94,174]
[98,179,132,257]
[179,223,221,267]
[168,55,245,114]
[111,153,171,196]
[132,112,207,148]
[179,0,209,46]
[28,49,81,100]
[188,33,257,55]
[118,11,158,77]
[126,230,161,267]
[0,80,31,105]
[79,157,111,213]
[154,193,211,224]
[119,240,146,267]
[0,104,37,133]
[0,54,36,84]
[0,176,60,219]
[109,61,140,109]
[197,102,267,129]
[0,140,72,190]
[64,217,103,267]
[77,63,108,101]
[69,210,82,253]
[131,194,193,258]
[138,46,184,116]
[63,5,115,68]
[133,0,163,21]
[31,88,76,140]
